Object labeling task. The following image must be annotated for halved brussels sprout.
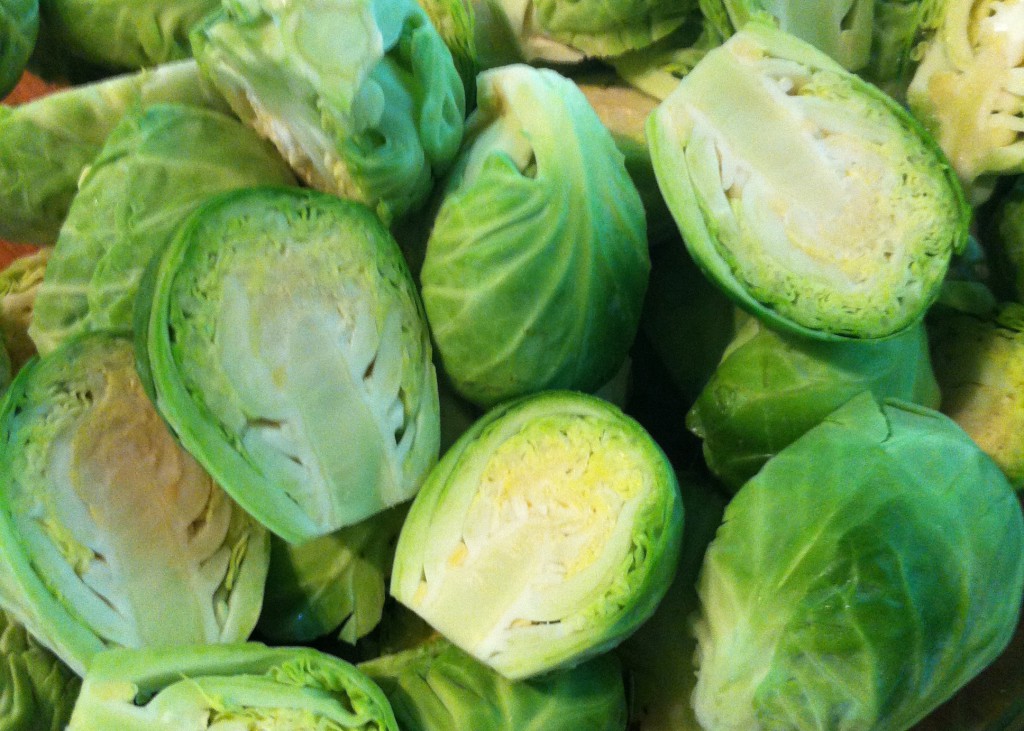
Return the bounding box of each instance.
[391,390,683,680]
[693,393,1024,730]
[928,303,1024,488]
[0,333,270,675]
[0,60,229,246]
[688,318,940,490]
[144,187,439,543]
[360,637,628,730]
[648,22,969,340]
[191,0,465,223]
[259,505,408,644]
[28,103,295,356]
[67,644,398,730]
[421,65,649,408]
[908,0,1024,203]
[0,0,37,98]
[0,609,80,731]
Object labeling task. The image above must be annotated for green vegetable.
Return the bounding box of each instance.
[360,638,628,730]
[928,303,1024,489]
[0,60,229,246]
[36,0,214,71]
[0,609,80,731]
[0,0,37,98]
[391,390,683,680]
[0,332,270,675]
[416,0,478,107]
[0,248,48,372]
[648,21,969,340]
[191,0,466,223]
[144,187,439,543]
[688,318,940,490]
[693,393,1024,730]
[862,0,937,98]
[28,102,295,356]
[421,65,649,408]
[907,0,1024,203]
[259,505,408,644]
[67,643,398,730]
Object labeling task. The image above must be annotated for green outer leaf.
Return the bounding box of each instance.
[0,609,80,731]
[0,333,271,675]
[421,65,649,408]
[0,0,38,98]
[258,505,408,644]
[416,0,478,107]
[67,644,398,731]
[0,60,229,246]
[37,0,216,69]
[391,390,683,680]
[687,319,940,490]
[360,638,627,731]
[647,20,970,342]
[146,187,439,543]
[28,102,295,356]
[692,393,1024,730]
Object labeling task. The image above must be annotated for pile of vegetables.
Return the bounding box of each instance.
[1,0,1024,728]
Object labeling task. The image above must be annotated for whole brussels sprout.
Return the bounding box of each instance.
[142,187,439,543]
[421,65,649,408]
[693,393,1024,730]
[0,0,37,98]
[391,390,682,680]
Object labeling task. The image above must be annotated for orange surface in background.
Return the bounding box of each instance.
[1,72,59,260]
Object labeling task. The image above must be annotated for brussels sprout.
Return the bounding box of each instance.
[702,0,875,70]
[0,333,270,675]
[36,0,215,70]
[144,187,439,543]
[688,318,940,490]
[928,303,1024,489]
[28,102,295,356]
[0,609,80,731]
[648,22,969,341]
[67,644,398,730]
[693,393,1024,730]
[360,637,628,731]
[907,0,1024,203]
[0,0,38,98]
[617,471,725,731]
[391,391,683,680]
[421,65,648,408]
[191,0,465,223]
[468,0,697,64]
[0,248,48,371]
[0,60,229,246]
[259,505,408,644]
